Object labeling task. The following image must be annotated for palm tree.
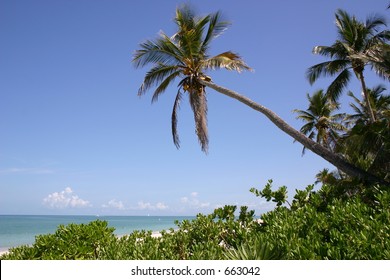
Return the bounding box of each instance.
[133,5,251,152]
[315,168,340,185]
[198,79,387,185]
[293,89,346,154]
[346,85,390,125]
[341,86,390,178]
[134,6,388,185]
[306,9,390,123]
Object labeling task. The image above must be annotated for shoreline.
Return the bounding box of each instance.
[0,248,9,257]
[0,231,164,258]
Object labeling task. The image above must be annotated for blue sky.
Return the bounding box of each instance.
[0,0,388,215]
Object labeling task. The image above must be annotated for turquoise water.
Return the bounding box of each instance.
[0,215,193,250]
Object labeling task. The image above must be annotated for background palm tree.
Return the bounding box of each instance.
[198,79,387,185]
[313,86,390,192]
[340,86,390,179]
[315,168,341,186]
[134,5,388,185]
[293,89,346,154]
[133,5,251,152]
[306,9,390,123]
[346,85,390,125]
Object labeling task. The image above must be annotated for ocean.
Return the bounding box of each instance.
[0,215,193,250]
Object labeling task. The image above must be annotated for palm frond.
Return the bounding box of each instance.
[372,30,390,41]
[133,35,184,68]
[300,122,316,136]
[174,4,197,32]
[176,26,202,61]
[151,71,182,102]
[201,11,230,53]
[332,113,347,123]
[138,64,180,96]
[306,59,349,85]
[326,68,351,102]
[362,43,390,80]
[335,9,360,45]
[172,5,208,61]
[365,13,387,31]
[293,109,316,122]
[313,42,348,59]
[171,90,183,149]
[203,52,252,72]
[189,87,209,153]
[347,86,390,124]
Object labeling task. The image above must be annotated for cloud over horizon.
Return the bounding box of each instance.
[102,199,125,210]
[137,201,169,211]
[180,192,210,209]
[43,187,92,209]
[101,199,169,212]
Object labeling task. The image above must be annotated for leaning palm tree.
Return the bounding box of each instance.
[307,9,390,123]
[133,5,251,152]
[134,5,388,185]
[293,89,346,154]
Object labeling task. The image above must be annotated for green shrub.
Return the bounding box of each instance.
[223,234,283,260]
[254,182,390,259]
[1,220,116,260]
[2,182,389,260]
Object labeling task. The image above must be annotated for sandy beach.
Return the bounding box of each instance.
[0,248,9,257]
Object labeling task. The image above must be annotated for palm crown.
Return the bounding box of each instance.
[346,85,390,125]
[306,9,390,122]
[294,90,346,154]
[133,5,251,152]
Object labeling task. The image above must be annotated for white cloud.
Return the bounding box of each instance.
[43,187,91,209]
[180,192,210,209]
[137,201,152,210]
[136,201,169,210]
[156,202,169,210]
[199,202,211,208]
[102,199,125,210]
[0,167,54,175]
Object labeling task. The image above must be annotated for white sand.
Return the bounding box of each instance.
[0,249,9,257]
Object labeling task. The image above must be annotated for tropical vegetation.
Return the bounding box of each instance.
[1,181,389,260]
[2,4,389,260]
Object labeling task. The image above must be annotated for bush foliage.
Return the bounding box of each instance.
[2,181,389,260]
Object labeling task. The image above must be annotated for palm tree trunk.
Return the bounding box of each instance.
[199,79,388,185]
[358,71,376,123]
